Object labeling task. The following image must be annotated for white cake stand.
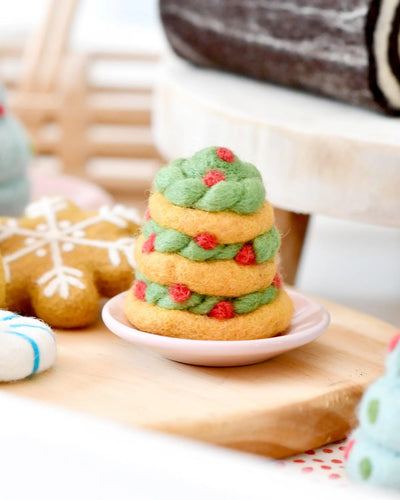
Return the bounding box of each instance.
[152,57,400,281]
[153,56,400,226]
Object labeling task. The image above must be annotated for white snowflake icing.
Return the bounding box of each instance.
[0,197,137,299]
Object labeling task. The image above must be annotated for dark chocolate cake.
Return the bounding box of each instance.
[161,0,400,115]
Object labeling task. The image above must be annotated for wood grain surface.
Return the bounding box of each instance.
[2,294,397,458]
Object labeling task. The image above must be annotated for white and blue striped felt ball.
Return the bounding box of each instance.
[0,310,56,381]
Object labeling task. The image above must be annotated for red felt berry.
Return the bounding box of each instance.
[209,301,235,319]
[388,332,400,352]
[203,169,226,187]
[142,233,156,253]
[235,244,256,265]
[169,284,191,303]
[217,147,234,162]
[0,104,5,116]
[272,273,282,289]
[145,208,151,221]
[134,280,147,301]
[194,233,217,250]
[343,439,355,461]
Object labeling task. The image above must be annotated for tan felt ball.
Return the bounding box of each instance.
[125,288,294,340]
[0,197,139,328]
[149,192,274,244]
[135,234,277,297]
[0,255,6,308]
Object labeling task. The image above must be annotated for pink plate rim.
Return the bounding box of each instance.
[102,290,330,352]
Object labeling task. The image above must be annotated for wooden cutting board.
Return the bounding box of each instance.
[2,294,397,458]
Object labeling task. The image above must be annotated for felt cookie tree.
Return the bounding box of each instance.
[345,332,400,490]
[0,84,31,216]
[125,146,294,341]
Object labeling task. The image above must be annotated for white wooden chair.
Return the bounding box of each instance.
[4,0,162,206]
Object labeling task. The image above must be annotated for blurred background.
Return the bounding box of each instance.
[0,0,399,325]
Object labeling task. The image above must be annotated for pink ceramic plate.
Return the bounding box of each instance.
[102,290,330,367]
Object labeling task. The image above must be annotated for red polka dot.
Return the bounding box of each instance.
[329,474,341,480]
[169,284,191,303]
[301,467,313,474]
[293,459,305,463]
[331,459,342,464]
[235,244,256,265]
[195,233,217,250]
[339,446,346,451]
[272,273,282,289]
[312,459,324,463]
[0,104,5,116]
[142,233,156,253]
[321,465,331,470]
[343,439,355,461]
[145,208,151,221]
[216,147,235,162]
[388,332,400,352]
[305,450,315,455]
[209,301,235,319]
[323,448,333,454]
[203,169,226,187]
[134,281,147,301]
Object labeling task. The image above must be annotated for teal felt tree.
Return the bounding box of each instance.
[345,332,400,490]
[0,84,31,215]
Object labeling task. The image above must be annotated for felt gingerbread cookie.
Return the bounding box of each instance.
[0,197,139,328]
[125,146,294,341]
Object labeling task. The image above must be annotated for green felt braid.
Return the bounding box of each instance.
[135,271,278,315]
[143,219,280,263]
[154,147,266,214]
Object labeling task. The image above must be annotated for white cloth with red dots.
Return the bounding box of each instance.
[278,441,349,484]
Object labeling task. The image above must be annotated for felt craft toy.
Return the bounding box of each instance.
[125,146,294,340]
[0,310,56,381]
[0,85,31,216]
[0,255,6,308]
[345,332,400,490]
[0,197,139,328]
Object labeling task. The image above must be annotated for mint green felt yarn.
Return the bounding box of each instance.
[143,219,280,263]
[135,271,278,315]
[0,85,31,215]
[154,147,266,214]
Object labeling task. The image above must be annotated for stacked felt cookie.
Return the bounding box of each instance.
[345,332,400,490]
[125,146,294,340]
[0,85,31,216]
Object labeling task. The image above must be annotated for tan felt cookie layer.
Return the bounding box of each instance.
[0,197,139,328]
[149,192,274,244]
[135,234,277,297]
[125,288,294,340]
[0,255,5,308]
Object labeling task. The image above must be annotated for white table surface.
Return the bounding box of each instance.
[0,392,396,500]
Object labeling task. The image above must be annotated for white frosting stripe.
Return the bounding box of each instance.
[371,0,400,109]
